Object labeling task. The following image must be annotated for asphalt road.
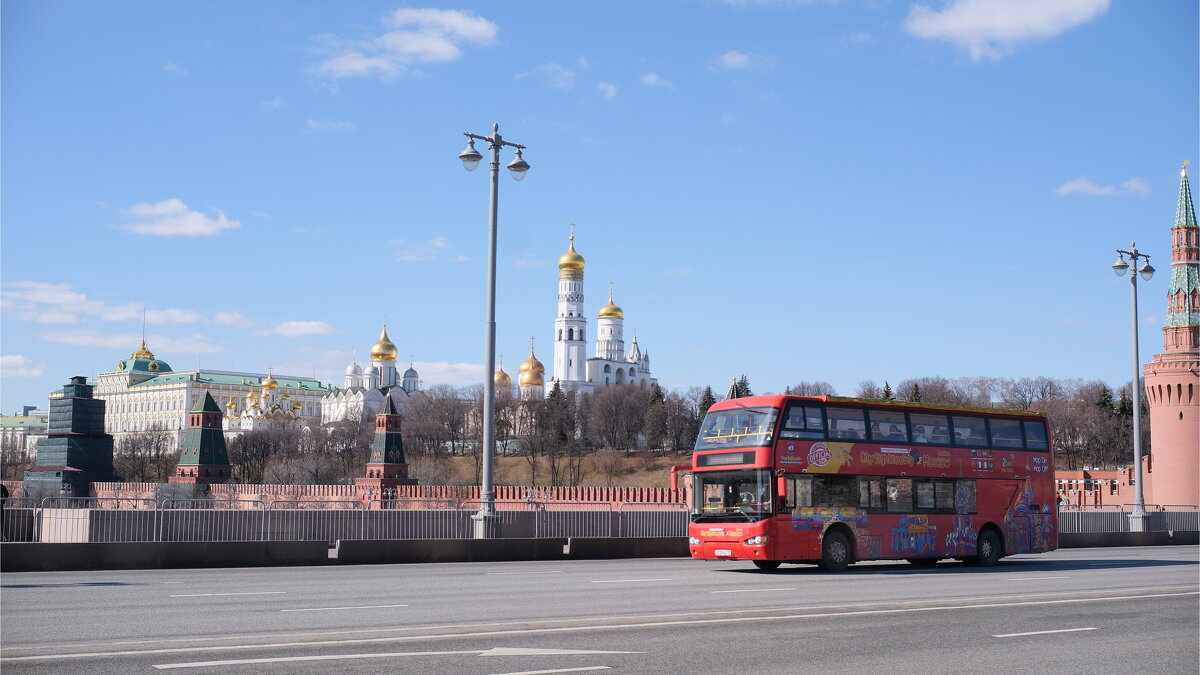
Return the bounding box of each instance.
[2,546,1196,674]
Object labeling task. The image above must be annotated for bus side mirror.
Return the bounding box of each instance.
[776,473,787,501]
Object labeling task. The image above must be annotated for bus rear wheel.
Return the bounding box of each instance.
[818,530,850,573]
[753,560,781,571]
[973,529,1002,567]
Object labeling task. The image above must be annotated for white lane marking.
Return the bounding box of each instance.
[486,571,566,575]
[280,604,408,613]
[153,650,481,669]
[711,588,796,594]
[1011,576,1069,581]
[13,590,1194,663]
[1087,563,1139,567]
[170,592,287,598]
[152,648,635,670]
[481,648,638,656]
[489,662,614,667]
[993,627,1098,638]
[590,578,671,584]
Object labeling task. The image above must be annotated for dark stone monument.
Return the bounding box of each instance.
[24,376,117,498]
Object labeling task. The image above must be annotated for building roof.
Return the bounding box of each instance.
[124,370,330,391]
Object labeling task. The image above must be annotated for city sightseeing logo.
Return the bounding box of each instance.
[807,442,832,467]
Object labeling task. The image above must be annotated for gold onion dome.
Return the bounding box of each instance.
[370,325,398,362]
[130,339,155,360]
[225,397,236,410]
[494,366,513,388]
[598,289,623,319]
[518,349,545,387]
[261,373,279,390]
[557,236,585,271]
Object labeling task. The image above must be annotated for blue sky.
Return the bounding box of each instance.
[2,0,1197,413]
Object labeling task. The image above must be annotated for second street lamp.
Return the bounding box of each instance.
[1111,241,1154,531]
[459,123,529,538]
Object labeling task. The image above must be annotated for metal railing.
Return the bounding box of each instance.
[8,499,1196,544]
[4,498,693,544]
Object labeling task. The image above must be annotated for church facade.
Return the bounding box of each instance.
[321,325,422,425]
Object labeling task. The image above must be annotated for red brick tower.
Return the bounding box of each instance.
[169,390,232,485]
[355,396,417,503]
[1143,162,1199,507]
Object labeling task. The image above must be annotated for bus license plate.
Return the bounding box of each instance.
[715,549,732,557]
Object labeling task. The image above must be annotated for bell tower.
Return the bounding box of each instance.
[553,224,588,391]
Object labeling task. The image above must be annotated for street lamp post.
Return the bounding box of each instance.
[1111,242,1155,532]
[458,124,530,538]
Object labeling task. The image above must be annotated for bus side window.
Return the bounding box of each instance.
[1023,420,1048,450]
[782,404,825,439]
[988,418,1022,448]
[914,480,936,510]
[814,475,856,507]
[858,476,884,510]
[787,475,813,511]
[934,480,956,512]
[886,478,913,512]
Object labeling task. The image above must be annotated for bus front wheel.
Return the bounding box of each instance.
[753,560,781,571]
[818,530,850,573]
[974,529,1002,567]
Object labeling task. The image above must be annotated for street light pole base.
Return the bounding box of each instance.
[472,511,500,539]
[1127,510,1149,532]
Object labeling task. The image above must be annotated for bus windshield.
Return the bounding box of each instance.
[694,406,779,451]
[692,469,774,521]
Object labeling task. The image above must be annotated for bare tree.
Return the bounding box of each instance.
[855,380,882,398]
[789,381,837,396]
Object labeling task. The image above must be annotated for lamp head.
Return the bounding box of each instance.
[1138,261,1155,281]
[459,138,482,172]
[507,148,530,181]
[1111,254,1129,277]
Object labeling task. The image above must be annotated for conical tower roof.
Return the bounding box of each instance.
[191,390,222,414]
[1175,161,1196,230]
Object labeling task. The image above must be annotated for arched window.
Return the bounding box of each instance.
[568,328,574,341]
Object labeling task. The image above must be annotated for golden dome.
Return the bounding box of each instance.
[494,366,513,388]
[598,287,623,319]
[518,348,545,387]
[261,373,279,390]
[130,339,155,360]
[370,325,398,362]
[246,390,260,400]
[225,397,236,410]
[557,235,585,271]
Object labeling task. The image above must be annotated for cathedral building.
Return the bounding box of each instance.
[93,340,328,450]
[1143,162,1199,506]
[548,229,655,395]
[321,325,422,425]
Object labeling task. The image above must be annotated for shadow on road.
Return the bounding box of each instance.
[717,554,1199,576]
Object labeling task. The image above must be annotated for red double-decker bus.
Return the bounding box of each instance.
[687,395,1057,571]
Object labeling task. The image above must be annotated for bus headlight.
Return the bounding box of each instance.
[743,535,770,546]
[688,537,702,546]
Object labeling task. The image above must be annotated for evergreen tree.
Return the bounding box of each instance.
[905,382,923,402]
[737,374,752,398]
[882,381,894,400]
[1095,385,1115,412]
[1116,387,1133,417]
[699,386,716,417]
[784,385,793,395]
[644,383,667,450]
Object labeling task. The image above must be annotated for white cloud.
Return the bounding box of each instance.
[214,311,256,327]
[904,0,1110,61]
[1056,177,1149,198]
[597,81,618,99]
[710,50,774,71]
[518,63,576,90]
[1,281,200,325]
[123,198,241,237]
[1,355,44,379]
[312,8,498,81]
[40,330,225,354]
[641,72,673,89]
[393,237,458,262]
[162,61,188,75]
[259,96,284,111]
[306,119,356,133]
[412,361,484,386]
[271,321,339,337]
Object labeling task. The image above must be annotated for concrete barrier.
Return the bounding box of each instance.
[1058,531,1173,548]
[0,540,328,572]
[566,537,689,559]
[335,538,569,564]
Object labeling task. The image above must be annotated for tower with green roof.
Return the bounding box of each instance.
[169,390,232,485]
[355,396,417,502]
[24,376,117,498]
[1143,161,1199,507]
